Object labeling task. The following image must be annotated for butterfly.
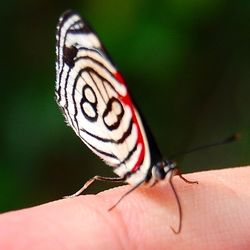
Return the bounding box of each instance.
[55,10,196,233]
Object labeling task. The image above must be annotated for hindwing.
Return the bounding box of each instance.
[56,10,155,184]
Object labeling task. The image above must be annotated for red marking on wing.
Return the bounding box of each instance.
[114,71,125,84]
[114,71,145,173]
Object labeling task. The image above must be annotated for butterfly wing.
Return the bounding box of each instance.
[56,10,155,185]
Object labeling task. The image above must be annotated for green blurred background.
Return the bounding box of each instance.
[1,0,250,212]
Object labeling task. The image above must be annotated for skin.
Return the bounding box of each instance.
[0,166,249,250]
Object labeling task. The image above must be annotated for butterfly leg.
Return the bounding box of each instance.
[64,176,125,198]
[149,180,158,188]
[178,173,198,185]
[169,172,197,233]
[174,168,198,184]
[109,179,145,211]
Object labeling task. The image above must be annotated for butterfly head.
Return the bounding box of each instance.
[151,159,178,182]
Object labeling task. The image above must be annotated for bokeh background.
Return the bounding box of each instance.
[1,1,250,212]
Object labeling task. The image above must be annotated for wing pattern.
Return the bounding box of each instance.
[56,10,152,185]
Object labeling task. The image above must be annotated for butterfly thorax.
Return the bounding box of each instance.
[148,159,177,185]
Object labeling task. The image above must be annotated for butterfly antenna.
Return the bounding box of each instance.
[169,132,240,159]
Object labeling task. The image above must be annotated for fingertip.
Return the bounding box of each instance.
[0,167,249,249]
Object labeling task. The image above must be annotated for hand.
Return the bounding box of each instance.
[0,167,249,249]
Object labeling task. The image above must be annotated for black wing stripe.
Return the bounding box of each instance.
[74,56,116,90]
[116,142,138,168]
[80,136,119,160]
[58,66,78,131]
[56,19,81,102]
[80,118,133,144]
[88,71,108,105]
[81,126,138,168]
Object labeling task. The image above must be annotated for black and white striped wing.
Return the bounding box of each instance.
[55,10,152,185]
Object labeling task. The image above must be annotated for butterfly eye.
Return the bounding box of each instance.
[63,45,77,67]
